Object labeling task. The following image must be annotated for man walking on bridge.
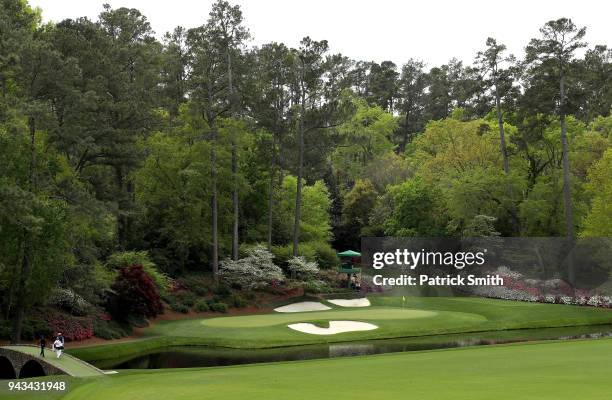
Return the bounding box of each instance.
[39,335,46,358]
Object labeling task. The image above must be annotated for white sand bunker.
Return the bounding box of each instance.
[274,301,331,313]
[288,321,378,335]
[328,298,371,307]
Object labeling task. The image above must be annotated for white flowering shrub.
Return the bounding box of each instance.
[48,288,91,316]
[219,245,284,290]
[287,256,319,279]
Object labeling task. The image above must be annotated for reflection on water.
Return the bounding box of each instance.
[93,325,612,370]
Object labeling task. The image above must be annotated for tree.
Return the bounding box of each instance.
[527,19,587,287]
[332,97,397,185]
[161,27,189,117]
[581,148,612,236]
[250,42,294,249]
[340,179,378,249]
[206,0,250,261]
[383,178,447,237]
[476,38,514,176]
[396,59,427,152]
[577,45,612,122]
[186,24,226,282]
[278,176,332,246]
[366,61,398,112]
[526,18,586,242]
[291,37,329,256]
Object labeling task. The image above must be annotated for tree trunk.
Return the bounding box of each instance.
[10,116,36,344]
[267,134,276,251]
[398,110,411,153]
[210,118,219,284]
[228,50,239,261]
[292,78,305,257]
[494,82,510,176]
[559,69,575,287]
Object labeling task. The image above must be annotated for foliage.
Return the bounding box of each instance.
[110,265,164,320]
[107,251,171,293]
[219,245,284,289]
[582,148,612,236]
[287,256,319,279]
[383,178,448,236]
[276,176,333,244]
[44,311,94,342]
[194,299,210,312]
[48,288,92,316]
[333,98,397,184]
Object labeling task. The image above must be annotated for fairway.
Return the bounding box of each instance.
[11,338,612,400]
[69,297,612,362]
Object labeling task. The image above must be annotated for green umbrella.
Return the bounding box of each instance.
[337,250,361,257]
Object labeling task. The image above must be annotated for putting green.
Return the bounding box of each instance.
[69,297,612,361]
[203,308,442,327]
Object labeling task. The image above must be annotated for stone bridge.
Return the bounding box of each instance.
[0,345,105,379]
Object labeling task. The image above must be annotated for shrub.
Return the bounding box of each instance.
[213,284,232,297]
[110,264,164,319]
[229,293,248,308]
[302,280,331,294]
[93,319,131,340]
[287,256,319,279]
[45,312,94,342]
[175,291,197,307]
[271,244,316,266]
[219,245,284,290]
[107,251,171,292]
[209,301,228,313]
[194,299,210,312]
[176,274,210,296]
[170,303,189,313]
[310,241,339,269]
[48,288,92,316]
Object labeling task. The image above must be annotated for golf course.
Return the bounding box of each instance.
[5,338,612,400]
[3,296,612,399]
[69,296,612,362]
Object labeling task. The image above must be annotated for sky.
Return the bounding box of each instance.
[28,0,612,67]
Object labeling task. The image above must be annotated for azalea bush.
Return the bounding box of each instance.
[468,266,612,308]
[45,312,94,342]
[219,245,284,290]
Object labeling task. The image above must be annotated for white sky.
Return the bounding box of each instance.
[29,0,612,67]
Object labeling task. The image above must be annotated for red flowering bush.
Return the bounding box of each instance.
[45,313,94,342]
[111,264,164,319]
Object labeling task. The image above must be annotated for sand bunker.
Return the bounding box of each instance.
[328,298,371,307]
[274,301,331,313]
[288,321,378,335]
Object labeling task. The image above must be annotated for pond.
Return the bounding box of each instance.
[92,324,612,370]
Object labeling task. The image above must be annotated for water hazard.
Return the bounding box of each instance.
[92,324,612,370]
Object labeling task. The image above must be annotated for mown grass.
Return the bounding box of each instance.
[69,296,612,362]
[7,338,612,400]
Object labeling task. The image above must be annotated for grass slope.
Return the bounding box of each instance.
[8,339,612,400]
[70,297,612,362]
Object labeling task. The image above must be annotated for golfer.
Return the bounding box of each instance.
[53,337,64,358]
